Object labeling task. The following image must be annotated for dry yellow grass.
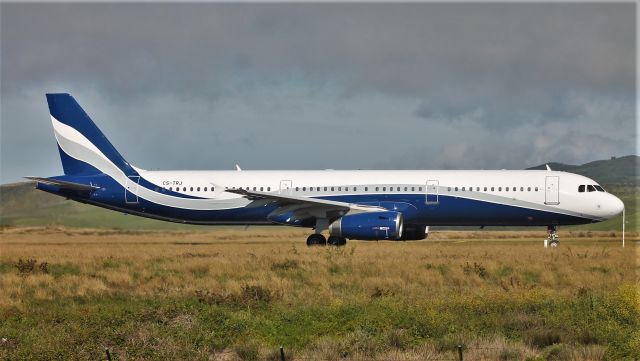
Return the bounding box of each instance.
[0,226,638,360]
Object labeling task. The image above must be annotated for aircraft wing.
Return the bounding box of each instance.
[24,176,100,191]
[225,188,385,221]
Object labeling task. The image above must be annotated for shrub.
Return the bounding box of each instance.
[15,258,36,274]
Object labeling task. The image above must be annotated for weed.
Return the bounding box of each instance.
[14,258,37,274]
[462,262,489,278]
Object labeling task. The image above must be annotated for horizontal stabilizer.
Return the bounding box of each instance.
[24,176,100,191]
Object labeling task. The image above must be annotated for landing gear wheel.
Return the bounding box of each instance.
[549,240,559,247]
[306,234,327,247]
[327,236,347,246]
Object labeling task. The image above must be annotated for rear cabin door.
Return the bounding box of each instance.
[125,176,140,204]
[279,180,293,195]
[545,176,560,205]
[426,179,439,204]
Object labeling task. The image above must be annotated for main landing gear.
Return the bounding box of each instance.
[546,225,559,247]
[306,218,347,247]
[306,234,326,246]
[305,234,347,247]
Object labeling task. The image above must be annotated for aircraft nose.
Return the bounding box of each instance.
[606,194,624,218]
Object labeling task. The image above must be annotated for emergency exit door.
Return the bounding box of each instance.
[545,176,559,205]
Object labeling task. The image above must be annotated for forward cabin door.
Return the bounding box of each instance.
[426,179,439,204]
[125,176,140,204]
[279,180,293,195]
[545,176,560,205]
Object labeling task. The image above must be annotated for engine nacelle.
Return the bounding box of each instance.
[329,211,403,240]
[400,225,429,240]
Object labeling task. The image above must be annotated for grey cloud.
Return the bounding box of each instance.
[0,3,636,183]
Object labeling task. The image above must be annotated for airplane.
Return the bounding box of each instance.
[27,93,625,247]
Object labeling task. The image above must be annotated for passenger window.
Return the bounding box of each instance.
[535,187,538,191]
[587,185,596,192]
[498,187,502,191]
[376,187,379,191]
[483,187,487,191]
[411,187,415,191]
[324,187,327,191]
[295,187,299,191]
[491,187,494,191]
[520,187,523,191]
[448,187,451,191]
[331,187,335,191]
[383,187,386,191]
[338,187,342,191]
[528,187,531,191]
[455,187,458,191]
[267,187,271,191]
[418,187,422,191]
[212,187,215,192]
[183,187,187,191]
[396,187,400,191]
[365,187,368,191]
[462,187,465,191]
[578,185,585,192]
[196,187,200,191]
[169,187,173,191]
[476,187,480,191]
[303,187,306,191]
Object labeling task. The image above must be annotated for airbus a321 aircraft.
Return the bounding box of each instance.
[27,94,624,247]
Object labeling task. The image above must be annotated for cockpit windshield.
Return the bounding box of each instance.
[578,184,605,193]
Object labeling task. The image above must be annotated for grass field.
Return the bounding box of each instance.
[0,227,638,360]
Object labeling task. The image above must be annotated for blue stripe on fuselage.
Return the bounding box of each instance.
[45,177,594,226]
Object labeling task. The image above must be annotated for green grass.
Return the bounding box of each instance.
[2,286,637,360]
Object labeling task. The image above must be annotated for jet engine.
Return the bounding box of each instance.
[329,211,403,240]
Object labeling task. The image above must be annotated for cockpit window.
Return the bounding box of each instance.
[587,185,596,192]
[578,185,585,192]
[594,185,605,192]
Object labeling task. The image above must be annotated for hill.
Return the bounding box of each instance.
[1,156,637,231]
[527,155,638,186]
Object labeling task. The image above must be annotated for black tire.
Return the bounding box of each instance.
[327,236,347,246]
[306,234,327,247]
[550,240,559,247]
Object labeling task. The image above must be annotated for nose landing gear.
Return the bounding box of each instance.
[546,225,559,247]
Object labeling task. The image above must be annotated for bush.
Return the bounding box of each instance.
[15,259,48,275]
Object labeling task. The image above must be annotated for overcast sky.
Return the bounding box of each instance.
[0,3,636,183]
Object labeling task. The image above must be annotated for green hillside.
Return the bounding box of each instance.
[527,155,638,186]
[1,156,637,231]
[0,182,205,230]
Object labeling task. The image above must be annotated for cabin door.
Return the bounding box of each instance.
[279,180,293,195]
[426,179,439,204]
[125,176,140,204]
[545,176,560,205]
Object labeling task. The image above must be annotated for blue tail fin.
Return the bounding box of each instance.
[46,93,137,176]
